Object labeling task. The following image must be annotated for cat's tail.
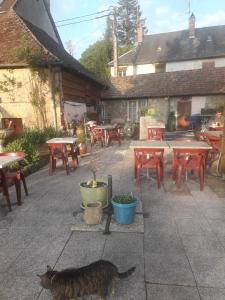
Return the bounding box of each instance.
[117,266,136,279]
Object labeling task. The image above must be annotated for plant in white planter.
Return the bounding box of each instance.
[80,154,108,208]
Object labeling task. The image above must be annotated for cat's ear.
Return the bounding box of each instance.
[47,265,52,272]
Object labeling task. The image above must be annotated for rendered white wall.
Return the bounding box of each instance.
[191,96,206,114]
[215,58,225,67]
[136,64,155,74]
[166,60,202,72]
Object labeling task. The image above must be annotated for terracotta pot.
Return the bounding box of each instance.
[83,201,102,225]
[78,142,87,155]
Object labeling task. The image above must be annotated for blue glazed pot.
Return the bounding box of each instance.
[111,198,138,225]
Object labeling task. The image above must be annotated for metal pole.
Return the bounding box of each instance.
[103,175,113,235]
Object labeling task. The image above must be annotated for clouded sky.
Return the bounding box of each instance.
[50,0,225,59]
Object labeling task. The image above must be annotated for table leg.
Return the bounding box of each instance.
[104,129,108,146]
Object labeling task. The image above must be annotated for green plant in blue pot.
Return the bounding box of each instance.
[111,193,138,225]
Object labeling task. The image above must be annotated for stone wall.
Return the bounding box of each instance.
[103,95,225,126]
[0,68,61,128]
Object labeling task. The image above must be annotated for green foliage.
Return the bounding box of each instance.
[123,121,138,138]
[21,127,64,145]
[77,134,86,144]
[4,137,39,167]
[3,127,64,166]
[0,70,21,101]
[112,194,136,204]
[79,39,113,82]
[139,107,157,117]
[117,0,147,46]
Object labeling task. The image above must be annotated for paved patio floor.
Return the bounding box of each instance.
[0,141,225,299]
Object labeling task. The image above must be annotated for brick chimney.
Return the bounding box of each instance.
[189,13,195,38]
[137,20,144,44]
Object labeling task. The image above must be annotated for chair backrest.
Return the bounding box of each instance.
[134,148,164,166]
[148,128,164,141]
[47,143,67,157]
[91,128,104,138]
[172,148,208,169]
[206,136,221,150]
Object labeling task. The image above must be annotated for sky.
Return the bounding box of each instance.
[50,0,225,59]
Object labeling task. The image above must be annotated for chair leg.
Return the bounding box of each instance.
[156,164,161,189]
[176,165,184,189]
[1,172,11,211]
[136,166,141,186]
[199,165,204,191]
[20,173,28,196]
[3,189,11,211]
[65,157,69,175]
[15,181,22,206]
[49,155,53,175]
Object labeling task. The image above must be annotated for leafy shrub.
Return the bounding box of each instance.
[112,194,136,204]
[21,126,64,146]
[3,126,64,167]
[4,137,39,166]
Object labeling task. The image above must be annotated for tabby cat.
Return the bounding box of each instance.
[37,260,135,300]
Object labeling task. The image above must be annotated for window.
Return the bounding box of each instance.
[127,99,148,122]
[155,63,166,73]
[118,67,127,77]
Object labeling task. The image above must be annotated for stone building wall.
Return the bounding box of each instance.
[0,68,61,128]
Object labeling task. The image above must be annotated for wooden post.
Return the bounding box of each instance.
[113,7,118,77]
[220,102,225,176]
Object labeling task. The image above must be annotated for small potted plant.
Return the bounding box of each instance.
[79,154,108,208]
[77,134,87,155]
[111,193,138,225]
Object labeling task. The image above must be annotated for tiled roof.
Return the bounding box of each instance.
[20,18,104,86]
[110,25,225,66]
[0,0,104,87]
[102,65,225,99]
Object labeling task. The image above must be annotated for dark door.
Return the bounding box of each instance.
[177,100,191,116]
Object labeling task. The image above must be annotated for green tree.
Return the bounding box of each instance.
[79,39,113,82]
[117,0,146,46]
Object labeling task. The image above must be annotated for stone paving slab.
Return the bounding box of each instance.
[1,141,225,299]
[71,212,144,233]
[146,283,201,300]
[71,195,144,233]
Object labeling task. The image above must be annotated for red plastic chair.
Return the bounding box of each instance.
[0,171,12,211]
[107,127,121,146]
[134,148,164,188]
[171,148,208,191]
[147,128,164,141]
[48,144,70,175]
[90,128,104,147]
[0,152,28,209]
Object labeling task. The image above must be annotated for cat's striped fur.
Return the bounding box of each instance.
[38,260,135,300]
